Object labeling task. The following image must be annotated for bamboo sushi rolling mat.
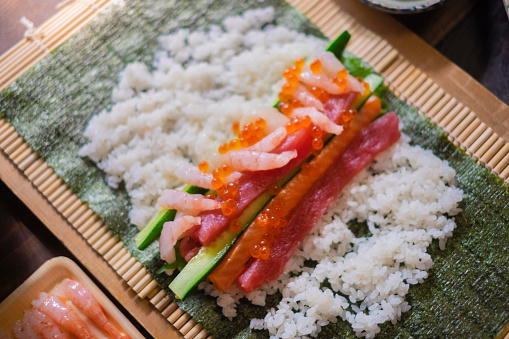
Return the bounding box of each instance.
[0,0,508,338]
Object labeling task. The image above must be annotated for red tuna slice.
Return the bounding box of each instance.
[178,236,202,262]
[237,112,401,293]
[186,93,359,247]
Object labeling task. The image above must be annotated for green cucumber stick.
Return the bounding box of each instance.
[135,184,208,250]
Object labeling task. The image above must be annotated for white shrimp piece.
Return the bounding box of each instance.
[220,150,297,172]
[174,163,241,189]
[32,292,94,339]
[292,84,324,111]
[13,318,41,339]
[59,279,130,339]
[299,66,342,95]
[239,107,289,134]
[157,189,221,212]
[316,51,365,93]
[26,308,70,339]
[244,127,287,153]
[316,51,345,78]
[292,107,343,135]
[159,215,201,263]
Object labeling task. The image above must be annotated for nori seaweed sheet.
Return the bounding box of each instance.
[0,0,508,338]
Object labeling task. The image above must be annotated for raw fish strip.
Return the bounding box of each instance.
[158,189,221,212]
[187,93,358,247]
[209,95,382,291]
[32,292,95,339]
[60,279,130,339]
[27,309,70,339]
[238,112,401,293]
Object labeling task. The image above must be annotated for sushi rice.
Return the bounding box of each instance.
[79,7,463,339]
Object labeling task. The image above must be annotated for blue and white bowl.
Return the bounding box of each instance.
[356,0,446,13]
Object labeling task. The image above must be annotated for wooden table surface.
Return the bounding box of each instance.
[0,0,508,338]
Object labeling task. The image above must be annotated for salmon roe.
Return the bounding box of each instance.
[259,246,270,260]
[218,143,229,154]
[310,59,322,74]
[205,193,216,200]
[310,125,322,137]
[312,137,324,150]
[230,218,241,232]
[211,177,223,190]
[198,161,209,173]
[250,244,261,258]
[229,139,241,151]
[221,199,237,216]
[232,121,240,134]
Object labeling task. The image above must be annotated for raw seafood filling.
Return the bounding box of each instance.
[79,7,463,339]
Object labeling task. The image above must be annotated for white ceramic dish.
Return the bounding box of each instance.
[357,0,445,13]
[0,256,143,338]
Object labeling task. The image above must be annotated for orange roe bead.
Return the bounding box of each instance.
[339,109,357,125]
[259,246,270,260]
[281,103,293,116]
[216,186,227,199]
[277,101,286,113]
[310,59,322,74]
[312,137,324,150]
[232,121,240,134]
[294,58,305,70]
[253,126,264,139]
[300,115,312,128]
[221,164,233,177]
[226,181,238,195]
[283,67,293,79]
[310,125,322,137]
[262,232,275,244]
[255,117,266,129]
[218,143,229,154]
[230,218,241,232]
[246,135,259,146]
[250,244,261,258]
[256,213,270,227]
[285,121,297,134]
[229,139,241,151]
[333,77,347,90]
[337,69,348,80]
[211,178,223,190]
[239,138,249,148]
[198,161,209,173]
[287,74,299,86]
[205,193,216,199]
[279,92,291,103]
[290,99,302,110]
[268,183,281,195]
[212,168,223,180]
[225,198,237,209]
[221,200,235,216]
[268,214,280,227]
[319,90,330,103]
[282,83,293,95]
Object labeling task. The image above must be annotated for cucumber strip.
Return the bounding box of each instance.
[327,30,351,59]
[170,73,385,299]
[135,184,208,250]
